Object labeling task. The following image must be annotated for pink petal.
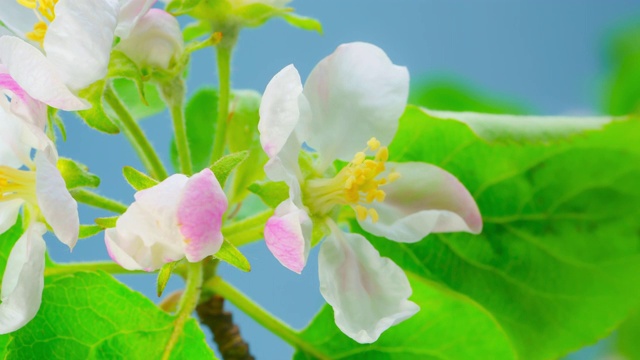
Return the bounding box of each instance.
[264,200,312,274]
[177,168,227,262]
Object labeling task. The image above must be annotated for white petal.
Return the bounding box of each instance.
[0,104,29,168]
[35,146,79,249]
[0,222,46,334]
[115,0,156,38]
[0,36,88,110]
[44,0,119,91]
[360,162,482,243]
[105,174,190,271]
[0,200,23,236]
[105,202,184,271]
[318,230,419,343]
[303,42,409,166]
[115,9,183,70]
[259,64,308,160]
[264,199,312,274]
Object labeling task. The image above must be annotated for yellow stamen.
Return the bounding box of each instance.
[16,0,58,46]
[0,166,37,204]
[303,137,399,223]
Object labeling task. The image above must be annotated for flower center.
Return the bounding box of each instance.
[303,137,399,223]
[0,166,37,204]
[16,0,58,46]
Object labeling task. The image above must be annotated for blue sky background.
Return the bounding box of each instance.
[48,1,640,359]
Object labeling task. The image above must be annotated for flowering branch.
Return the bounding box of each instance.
[70,189,128,214]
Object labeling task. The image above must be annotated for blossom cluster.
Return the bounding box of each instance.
[0,0,481,345]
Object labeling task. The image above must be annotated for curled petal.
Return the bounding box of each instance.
[303,42,409,167]
[0,4,35,36]
[259,64,308,160]
[44,0,119,91]
[116,0,157,38]
[35,146,79,249]
[115,9,183,70]
[264,200,312,274]
[177,168,227,262]
[319,230,419,343]
[0,222,46,334]
[360,162,482,243]
[0,36,88,110]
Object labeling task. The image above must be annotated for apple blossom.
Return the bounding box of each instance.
[0,69,79,334]
[0,0,156,110]
[105,168,228,271]
[115,8,185,71]
[258,42,483,343]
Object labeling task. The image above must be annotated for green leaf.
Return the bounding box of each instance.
[183,21,211,42]
[226,90,269,202]
[123,166,159,191]
[157,262,178,297]
[298,107,640,360]
[422,108,613,143]
[234,3,281,27]
[1,272,216,359]
[95,216,118,229]
[79,225,103,239]
[617,311,640,359]
[248,181,289,208]
[57,158,100,190]
[166,0,203,14]
[214,240,250,272]
[602,22,640,115]
[112,78,166,120]
[209,151,249,186]
[77,80,120,134]
[280,12,323,33]
[171,88,218,172]
[410,77,528,114]
[0,219,24,281]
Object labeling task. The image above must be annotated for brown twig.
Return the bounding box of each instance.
[196,294,255,360]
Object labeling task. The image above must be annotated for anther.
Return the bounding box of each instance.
[367,137,381,151]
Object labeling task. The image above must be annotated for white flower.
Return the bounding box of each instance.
[0,69,79,334]
[115,9,184,70]
[258,42,483,343]
[105,168,228,271]
[0,0,155,110]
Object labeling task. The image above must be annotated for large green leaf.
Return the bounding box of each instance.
[170,87,218,172]
[296,107,640,360]
[1,272,215,359]
[617,310,640,359]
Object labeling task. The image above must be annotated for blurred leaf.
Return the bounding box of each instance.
[603,23,640,115]
[209,151,249,186]
[95,216,118,229]
[410,77,527,114]
[226,90,269,202]
[248,181,288,208]
[112,78,166,120]
[280,12,322,33]
[123,166,159,191]
[79,225,103,239]
[297,107,640,360]
[618,311,640,359]
[166,0,203,14]
[77,80,120,134]
[57,158,100,190]
[171,88,218,172]
[0,272,216,359]
[157,262,178,297]
[214,240,250,272]
[183,21,211,42]
[235,3,281,27]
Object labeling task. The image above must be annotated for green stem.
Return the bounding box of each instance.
[210,44,233,164]
[162,78,192,175]
[70,189,127,214]
[45,261,140,276]
[222,209,273,247]
[204,277,330,360]
[104,86,169,180]
[162,261,203,360]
